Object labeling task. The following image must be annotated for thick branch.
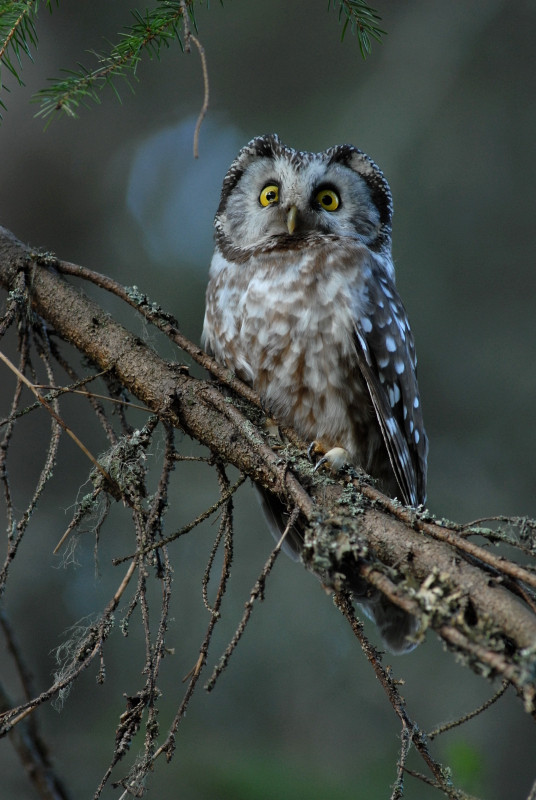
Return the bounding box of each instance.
[0,226,535,708]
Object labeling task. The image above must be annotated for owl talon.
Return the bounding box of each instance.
[313,446,351,474]
[307,441,318,463]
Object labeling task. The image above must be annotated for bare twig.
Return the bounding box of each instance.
[390,723,413,800]
[0,338,62,596]
[151,462,235,765]
[190,35,209,158]
[0,348,118,493]
[205,507,299,693]
[428,680,509,740]
[0,370,110,429]
[333,592,445,784]
[53,488,102,555]
[0,324,30,537]
[47,340,118,446]
[36,386,152,413]
[112,472,246,565]
[403,768,482,800]
[201,467,227,613]
[427,680,510,741]
[0,679,71,800]
[0,608,36,705]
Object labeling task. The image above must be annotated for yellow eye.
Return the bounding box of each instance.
[259,185,279,206]
[316,188,340,211]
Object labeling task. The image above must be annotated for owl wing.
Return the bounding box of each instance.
[353,270,428,507]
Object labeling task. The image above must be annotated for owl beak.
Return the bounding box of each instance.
[286,205,298,235]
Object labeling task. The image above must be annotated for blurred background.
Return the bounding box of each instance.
[1,0,536,797]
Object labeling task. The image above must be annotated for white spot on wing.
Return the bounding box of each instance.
[393,384,400,403]
[414,397,419,408]
[395,360,405,374]
[385,336,396,352]
[361,317,373,333]
[378,356,390,368]
[414,429,420,444]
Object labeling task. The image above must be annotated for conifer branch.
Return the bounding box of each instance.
[0,0,38,116]
[329,0,386,58]
[32,0,196,122]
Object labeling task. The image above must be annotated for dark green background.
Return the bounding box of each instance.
[1,1,535,797]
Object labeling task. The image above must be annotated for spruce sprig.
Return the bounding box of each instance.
[32,1,196,123]
[329,0,386,58]
[0,0,52,117]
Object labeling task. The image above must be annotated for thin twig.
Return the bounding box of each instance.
[204,507,299,693]
[0,323,29,537]
[201,501,226,613]
[333,591,446,785]
[0,609,36,705]
[35,386,152,413]
[0,348,119,494]
[150,463,235,766]
[0,335,63,597]
[47,341,117,446]
[402,767,482,800]
[0,678,72,800]
[428,679,509,740]
[0,368,110,428]
[173,454,212,463]
[112,473,246,565]
[190,35,209,158]
[390,723,413,800]
[53,488,102,555]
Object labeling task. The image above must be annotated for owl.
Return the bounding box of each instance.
[203,135,428,653]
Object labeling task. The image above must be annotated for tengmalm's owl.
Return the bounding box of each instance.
[203,135,428,653]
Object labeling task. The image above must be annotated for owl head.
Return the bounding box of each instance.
[214,134,393,255]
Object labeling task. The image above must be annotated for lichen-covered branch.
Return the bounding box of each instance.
[0,225,535,713]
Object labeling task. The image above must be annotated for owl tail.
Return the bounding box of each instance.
[254,485,419,655]
[352,586,420,654]
[254,484,304,561]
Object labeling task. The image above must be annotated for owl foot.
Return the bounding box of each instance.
[307,440,324,463]
[313,446,351,474]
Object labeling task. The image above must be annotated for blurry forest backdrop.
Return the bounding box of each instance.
[1,1,536,798]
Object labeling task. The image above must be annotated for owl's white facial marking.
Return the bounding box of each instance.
[216,145,384,252]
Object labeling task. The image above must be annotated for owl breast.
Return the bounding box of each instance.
[203,237,385,472]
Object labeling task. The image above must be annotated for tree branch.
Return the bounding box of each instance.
[0,225,535,715]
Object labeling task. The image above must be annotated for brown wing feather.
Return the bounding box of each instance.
[353,270,428,506]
